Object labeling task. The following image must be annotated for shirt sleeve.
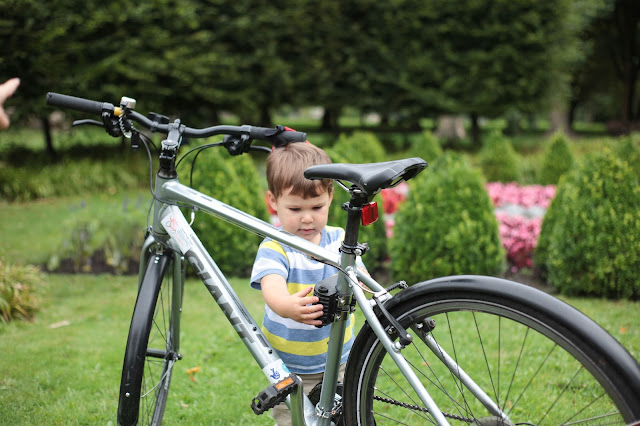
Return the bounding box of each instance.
[250,239,289,290]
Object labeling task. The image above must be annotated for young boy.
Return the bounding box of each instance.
[250,142,362,425]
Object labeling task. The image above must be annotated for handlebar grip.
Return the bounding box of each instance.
[46,92,114,115]
[250,125,307,148]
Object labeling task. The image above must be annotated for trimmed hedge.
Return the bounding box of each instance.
[407,130,443,163]
[190,147,268,277]
[390,152,505,283]
[535,150,640,299]
[478,130,520,183]
[0,155,146,202]
[539,131,574,185]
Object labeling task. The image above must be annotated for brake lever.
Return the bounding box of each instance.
[72,119,104,128]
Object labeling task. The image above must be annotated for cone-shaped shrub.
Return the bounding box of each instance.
[191,147,268,277]
[407,130,443,163]
[390,152,505,283]
[539,131,574,185]
[535,150,640,299]
[478,130,520,182]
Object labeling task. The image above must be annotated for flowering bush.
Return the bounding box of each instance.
[486,182,555,270]
[486,182,555,209]
[380,182,408,237]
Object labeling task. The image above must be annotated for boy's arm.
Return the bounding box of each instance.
[260,274,324,326]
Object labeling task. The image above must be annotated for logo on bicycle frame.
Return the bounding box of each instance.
[165,216,178,232]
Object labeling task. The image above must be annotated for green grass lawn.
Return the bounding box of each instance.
[1,272,638,425]
[1,142,639,424]
[0,274,276,425]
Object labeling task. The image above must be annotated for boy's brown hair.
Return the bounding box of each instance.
[266,142,333,199]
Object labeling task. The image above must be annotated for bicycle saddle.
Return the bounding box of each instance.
[304,157,427,195]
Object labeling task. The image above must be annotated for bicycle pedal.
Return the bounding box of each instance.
[251,374,301,415]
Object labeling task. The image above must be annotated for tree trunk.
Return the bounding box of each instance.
[321,107,340,131]
[41,116,57,160]
[470,113,481,147]
[259,104,272,127]
[568,99,579,132]
[549,107,571,135]
[434,115,466,142]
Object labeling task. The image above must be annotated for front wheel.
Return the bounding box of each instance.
[118,250,183,426]
[343,276,640,425]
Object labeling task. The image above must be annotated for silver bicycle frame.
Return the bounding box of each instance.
[147,173,506,425]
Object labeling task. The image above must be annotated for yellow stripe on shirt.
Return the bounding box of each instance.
[260,240,288,259]
[261,315,355,356]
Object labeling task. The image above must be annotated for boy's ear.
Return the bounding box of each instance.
[266,190,278,213]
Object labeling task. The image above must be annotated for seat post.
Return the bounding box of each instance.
[341,189,369,253]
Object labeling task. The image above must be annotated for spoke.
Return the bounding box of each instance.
[497,316,501,410]
[375,384,434,423]
[537,364,582,424]
[561,392,609,425]
[379,367,427,418]
[371,409,415,425]
[473,312,499,406]
[509,342,558,414]
[446,313,475,419]
[503,327,529,411]
[405,353,470,418]
[562,411,622,425]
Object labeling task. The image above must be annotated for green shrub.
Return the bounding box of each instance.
[478,130,520,182]
[328,132,389,275]
[615,134,640,179]
[0,154,147,202]
[407,130,443,163]
[0,259,46,323]
[190,147,268,277]
[539,131,574,185]
[390,152,505,283]
[328,131,387,164]
[535,150,640,299]
[48,198,147,274]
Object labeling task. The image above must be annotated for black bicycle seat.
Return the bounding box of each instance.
[304,157,427,195]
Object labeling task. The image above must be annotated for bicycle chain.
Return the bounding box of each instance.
[373,395,474,423]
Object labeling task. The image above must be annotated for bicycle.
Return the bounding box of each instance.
[45,92,640,426]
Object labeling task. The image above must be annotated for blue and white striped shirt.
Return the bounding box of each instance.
[250,226,359,374]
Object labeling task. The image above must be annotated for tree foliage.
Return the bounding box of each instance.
[1,0,630,146]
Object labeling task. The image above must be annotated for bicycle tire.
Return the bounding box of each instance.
[343,275,640,425]
[118,251,182,426]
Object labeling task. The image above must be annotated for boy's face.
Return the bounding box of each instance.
[267,187,333,245]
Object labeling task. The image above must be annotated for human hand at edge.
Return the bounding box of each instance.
[0,78,20,130]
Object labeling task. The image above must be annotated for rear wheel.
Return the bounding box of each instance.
[343,276,640,425]
[118,251,183,426]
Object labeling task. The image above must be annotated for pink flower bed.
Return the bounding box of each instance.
[381,182,409,237]
[486,182,555,270]
[486,182,555,209]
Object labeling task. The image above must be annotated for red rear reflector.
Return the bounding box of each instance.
[361,202,379,226]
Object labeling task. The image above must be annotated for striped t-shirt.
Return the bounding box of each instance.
[250,226,358,374]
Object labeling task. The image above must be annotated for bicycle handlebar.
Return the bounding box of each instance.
[46,92,116,116]
[45,92,307,145]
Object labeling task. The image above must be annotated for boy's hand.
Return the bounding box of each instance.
[286,287,324,325]
[261,275,324,326]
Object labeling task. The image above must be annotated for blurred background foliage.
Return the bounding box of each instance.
[1,0,638,154]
